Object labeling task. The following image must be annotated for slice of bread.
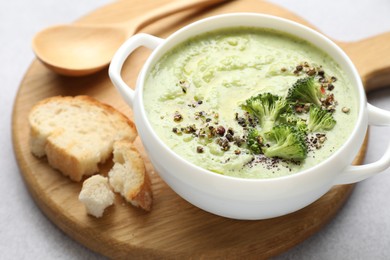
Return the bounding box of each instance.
[28,95,137,181]
[108,140,152,211]
[79,175,115,218]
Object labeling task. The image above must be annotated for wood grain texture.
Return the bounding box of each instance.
[32,0,224,76]
[12,0,389,259]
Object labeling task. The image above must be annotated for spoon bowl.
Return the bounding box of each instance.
[32,0,223,76]
[33,25,129,76]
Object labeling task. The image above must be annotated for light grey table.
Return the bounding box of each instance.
[2,0,390,259]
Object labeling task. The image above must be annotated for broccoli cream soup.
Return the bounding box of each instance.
[143,27,358,179]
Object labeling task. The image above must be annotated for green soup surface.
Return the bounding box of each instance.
[143,27,358,179]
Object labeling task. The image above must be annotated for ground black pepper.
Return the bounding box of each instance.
[173,111,183,122]
[226,133,234,142]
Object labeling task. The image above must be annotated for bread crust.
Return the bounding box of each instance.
[28,95,137,181]
[109,140,153,211]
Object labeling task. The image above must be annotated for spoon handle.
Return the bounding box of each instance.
[128,0,226,32]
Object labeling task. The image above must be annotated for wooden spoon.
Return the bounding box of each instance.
[32,0,224,77]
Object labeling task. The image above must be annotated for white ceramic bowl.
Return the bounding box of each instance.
[109,13,390,220]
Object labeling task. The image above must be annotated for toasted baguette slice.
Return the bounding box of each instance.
[108,140,152,211]
[28,95,137,181]
[79,175,115,218]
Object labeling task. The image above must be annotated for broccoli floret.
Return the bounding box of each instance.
[307,106,336,132]
[263,125,307,160]
[246,128,263,154]
[296,118,308,134]
[241,93,291,132]
[287,77,323,107]
[279,113,308,134]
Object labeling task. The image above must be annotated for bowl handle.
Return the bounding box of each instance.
[109,33,164,108]
[334,104,390,184]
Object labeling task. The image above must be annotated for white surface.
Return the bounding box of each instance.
[1,0,390,259]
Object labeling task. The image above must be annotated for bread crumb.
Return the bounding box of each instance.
[79,175,115,218]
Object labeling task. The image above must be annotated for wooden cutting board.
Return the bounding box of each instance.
[12,0,390,258]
